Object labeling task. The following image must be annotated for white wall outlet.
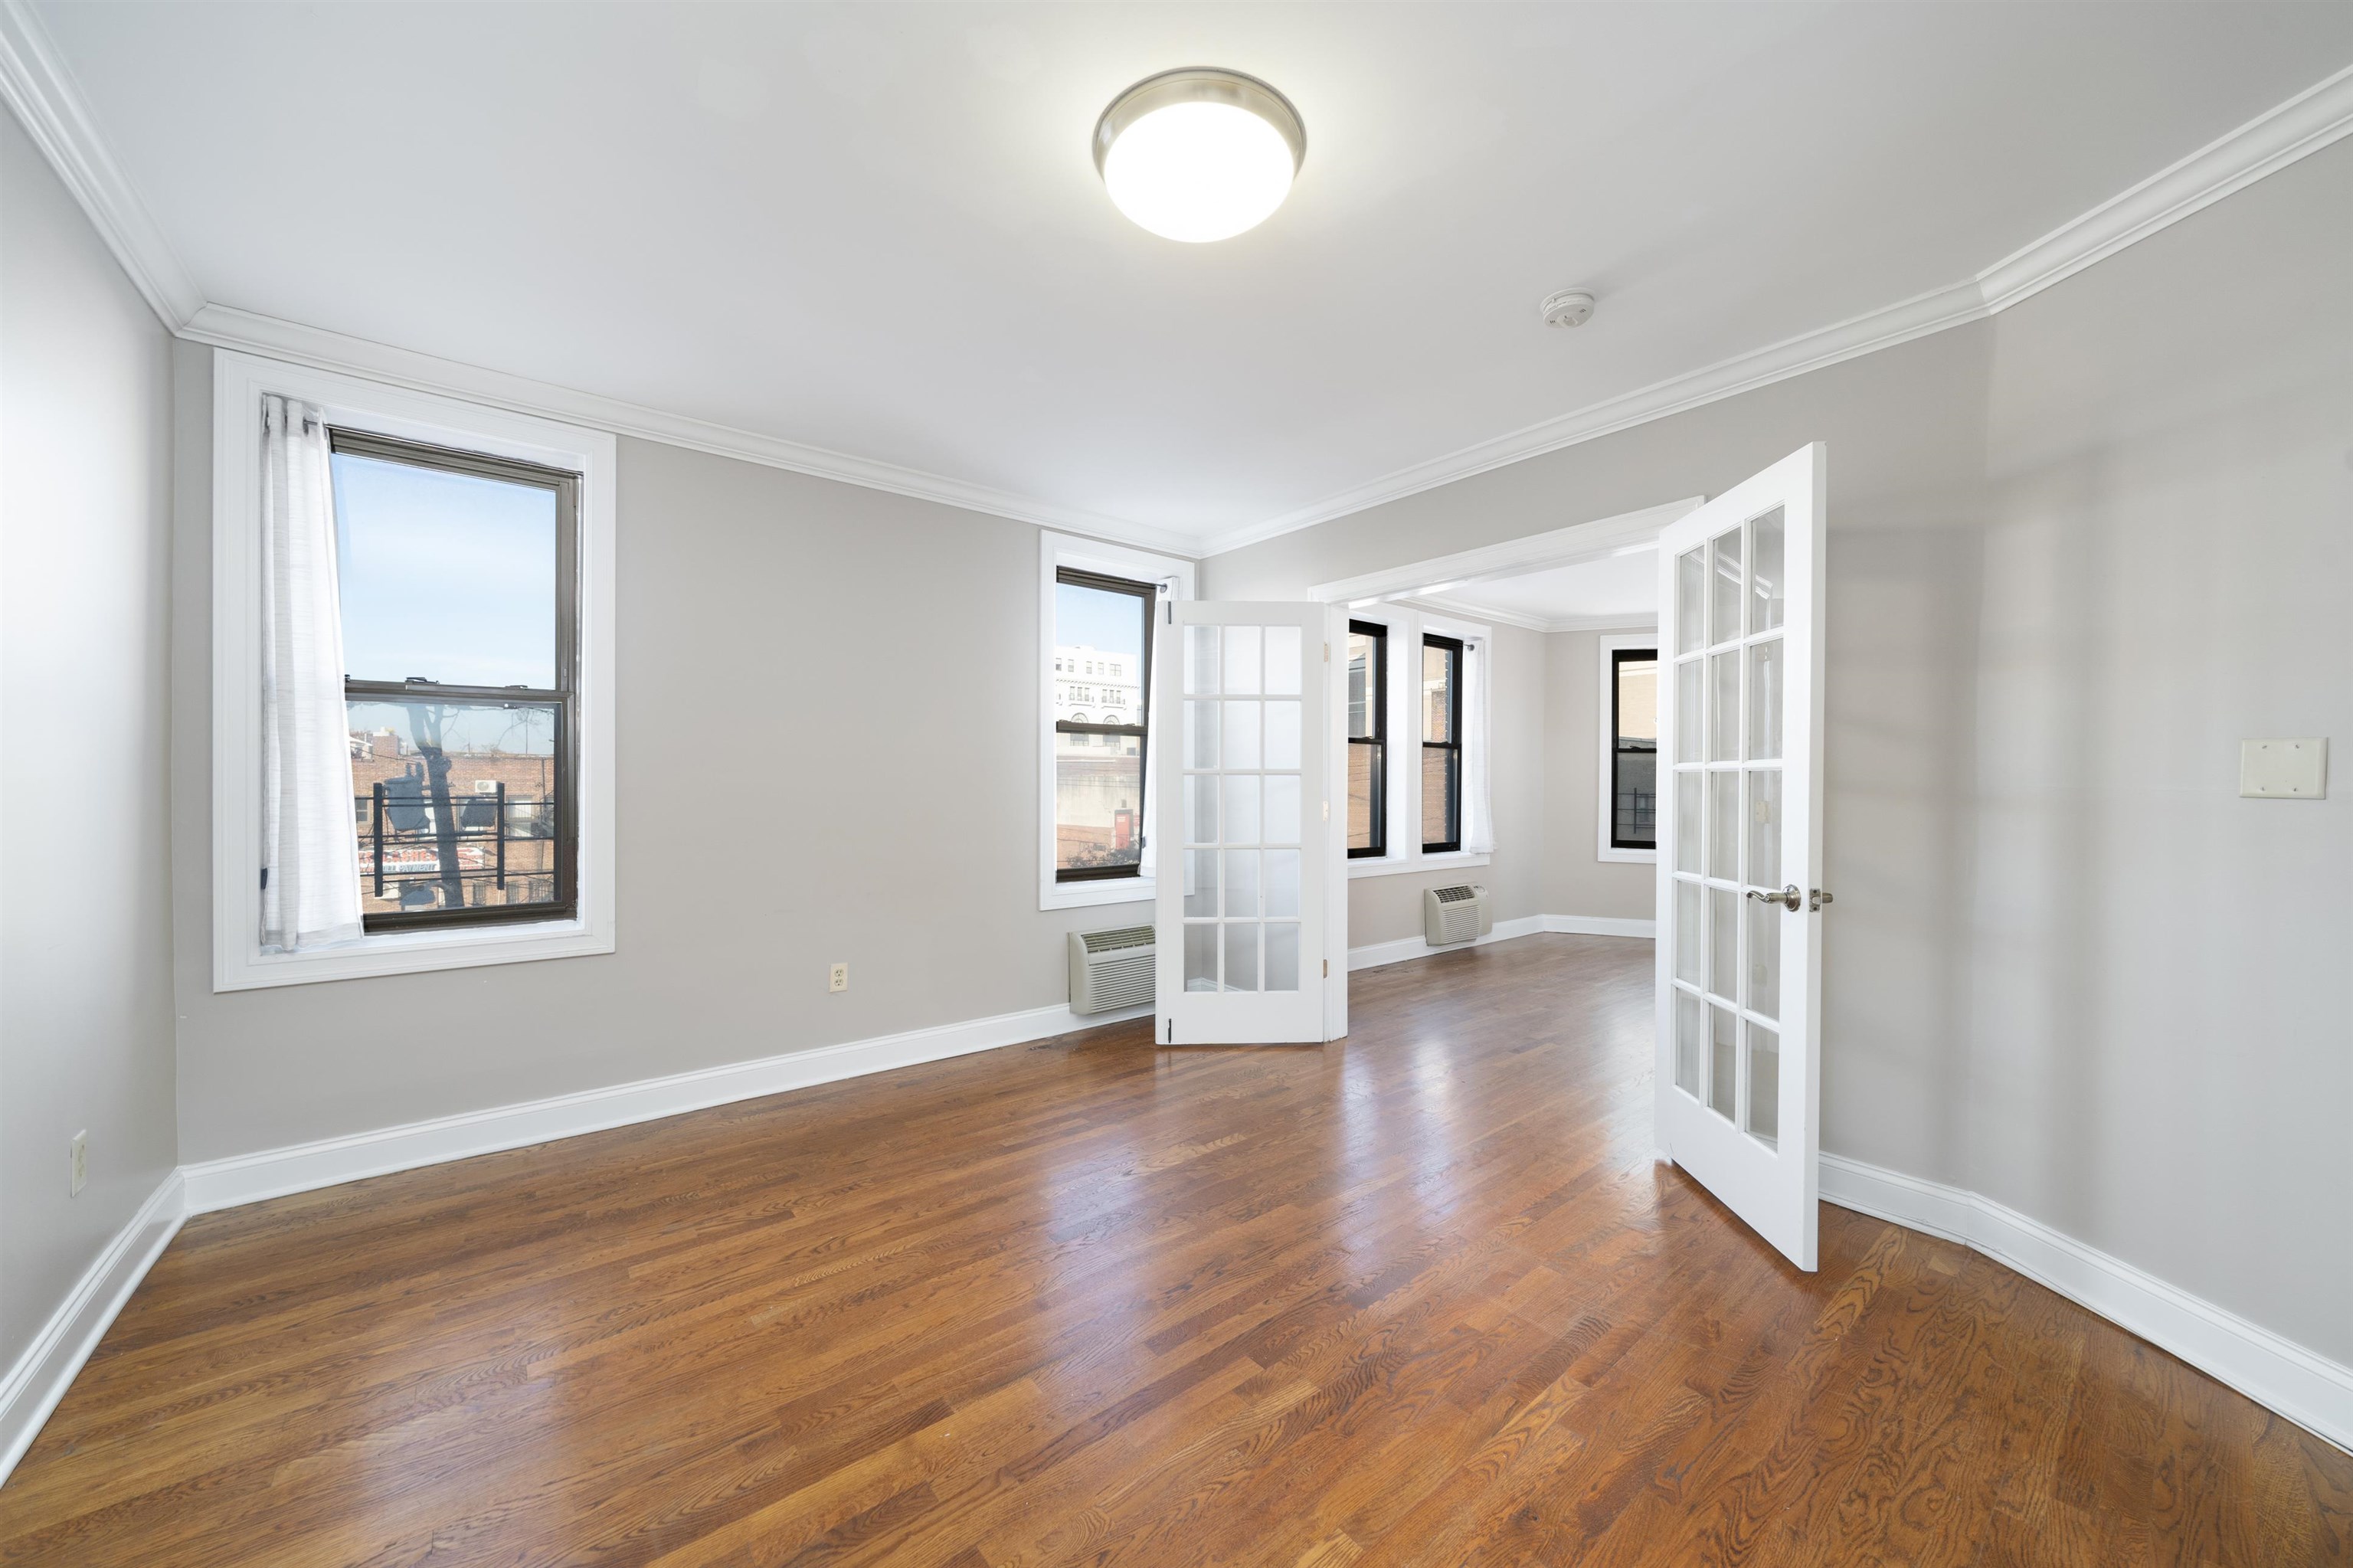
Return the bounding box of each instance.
[829,962,849,994]
[2240,738,2328,799]
[70,1131,87,1196]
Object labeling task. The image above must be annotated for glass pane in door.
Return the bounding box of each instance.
[1710,529,1743,645]
[1674,772,1701,875]
[1709,1004,1738,1120]
[1749,507,1785,633]
[1677,549,1705,654]
[1185,626,1219,693]
[1710,652,1740,761]
[1674,881,1701,986]
[1676,990,1703,1096]
[1265,923,1300,991]
[1222,626,1262,696]
[1745,768,1780,889]
[1746,896,1780,1021]
[1747,640,1782,761]
[1222,923,1259,991]
[1677,659,1702,761]
[1709,887,1737,1000]
[1748,1023,1780,1145]
[1707,771,1739,882]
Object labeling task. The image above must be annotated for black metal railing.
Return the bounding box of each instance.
[358,782,556,909]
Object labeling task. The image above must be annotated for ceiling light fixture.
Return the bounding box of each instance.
[1095,67,1305,243]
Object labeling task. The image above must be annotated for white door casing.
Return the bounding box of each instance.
[1156,602,1330,1045]
[1653,443,1828,1270]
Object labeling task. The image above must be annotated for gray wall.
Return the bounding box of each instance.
[0,112,179,1372]
[1540,628,1658,925]
[169,363,1167,1162]
[1204,139,2351,1363]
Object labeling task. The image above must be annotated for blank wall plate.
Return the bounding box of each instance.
[2240,738,2327,799]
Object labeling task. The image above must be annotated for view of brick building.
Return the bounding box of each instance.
[348,710,559,916]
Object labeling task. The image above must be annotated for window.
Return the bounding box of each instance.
[1596,630,1661,863]
[1039,534,1193,911]
[211,349,615,990]
[1422,634,1464,852]
[1347,620,1386,856]
[331,430,579,930]
[1053,567,1154,883]
[1609,647,1658,849]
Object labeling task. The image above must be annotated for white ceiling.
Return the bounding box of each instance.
[1413,551,1659,632]
[31,4,2353,550]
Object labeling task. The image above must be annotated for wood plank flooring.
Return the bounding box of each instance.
[3,935,2345,1565]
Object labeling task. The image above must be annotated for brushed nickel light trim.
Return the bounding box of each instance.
[1093,67,1307,178]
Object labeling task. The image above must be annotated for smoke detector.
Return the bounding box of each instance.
[1540,288,1596,329]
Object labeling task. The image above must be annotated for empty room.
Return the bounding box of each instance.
[3,2,2350,1563]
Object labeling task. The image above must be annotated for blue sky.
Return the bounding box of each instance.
[1055,581,1147,656]
[332,452,555,687]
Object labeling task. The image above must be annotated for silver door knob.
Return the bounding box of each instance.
[1746,885,1802,912]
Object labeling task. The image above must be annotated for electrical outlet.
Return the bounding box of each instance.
[829,962,849,994]
[70,1131,87,1197]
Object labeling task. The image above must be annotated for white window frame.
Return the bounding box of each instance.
[1341,603,1492,881]
[1597,628,1662,865]
[210,350,618,990]
[1038,532,1195,912]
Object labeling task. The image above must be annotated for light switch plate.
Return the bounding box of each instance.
[2240,738,2327,799]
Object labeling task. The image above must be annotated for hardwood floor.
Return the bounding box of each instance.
[3,935,2345,1566]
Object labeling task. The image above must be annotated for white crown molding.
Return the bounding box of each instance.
[0,0,201,326]
[1401,593,1659,636]
[8,0,2348,566]
[1821,1153,2353,1456]
[0,1170,187,1488]
[180,304,1199,557]
[1201,60,2353,559]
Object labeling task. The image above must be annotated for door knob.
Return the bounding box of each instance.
[1746,885,1802,912]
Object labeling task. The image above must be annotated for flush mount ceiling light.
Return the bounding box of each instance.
[1094,67,1305,243]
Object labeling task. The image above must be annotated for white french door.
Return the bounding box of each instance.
[1654,443,1828,1270]
[1155,602,1330,1044]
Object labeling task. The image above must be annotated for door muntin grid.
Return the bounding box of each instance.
[1181,622,1305,994]
[1667,504,1786,1149]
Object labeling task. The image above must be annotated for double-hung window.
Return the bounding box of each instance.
[1608,646,1659,850]
[330,430,580,928]
[1346,621,1387,857]
[211,350,615,990]
[1420,633,1464,853]
[1052,568,1154,884]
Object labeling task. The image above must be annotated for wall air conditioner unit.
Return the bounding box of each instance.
[1423,884,1493,948]
[1069,925,1155,1014]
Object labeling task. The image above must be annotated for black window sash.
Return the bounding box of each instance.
[1422,633,1464,853]
[1054,566,1155,884]
[1347,619,1387,858]
[1609,647,1659,850]
[330,427,581,932]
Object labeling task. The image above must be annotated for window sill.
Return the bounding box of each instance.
[1598,846,1658,865]
[215,915,613,992]
[1042,878,1155,913]
[1347,852,1491,882]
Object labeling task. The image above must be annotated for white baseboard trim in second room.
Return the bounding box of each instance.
[1347,914,1548,971]
[181,1000,1150,1215]
[0,1170,187,1488]
[1821,1152,2353,1455]
[1543,914,1658,939]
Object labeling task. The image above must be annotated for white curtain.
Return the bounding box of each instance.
[1460,637,1495,854]
[1138,577,1174,883]
[258,394,365,952]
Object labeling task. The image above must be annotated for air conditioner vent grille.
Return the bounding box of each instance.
[1433,885,1478,904]
[1082,925,1154,954]
[1423,883,1493,947]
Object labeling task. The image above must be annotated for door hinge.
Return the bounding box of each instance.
[1324,641,1330,662]
[1323,959,1330,977]
[1322,800,1330,821]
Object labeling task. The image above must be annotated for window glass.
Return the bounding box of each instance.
[333,433,576,929]
[331,450,558,689]
[1611,650,1658,849]
[1346,622,1386,856]
[1422,636,1462,851]
[1054,572,1152,879]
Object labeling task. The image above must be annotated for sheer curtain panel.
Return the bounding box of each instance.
[1461,640,1494,854]
[257,394,363,951]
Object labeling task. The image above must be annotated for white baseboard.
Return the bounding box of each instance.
[0,1170,186,1488]
[1543,913,1656,939]
[1346,914,1549,972]
[1821,1152,2353,1455]
[182,1000,1148,1215]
